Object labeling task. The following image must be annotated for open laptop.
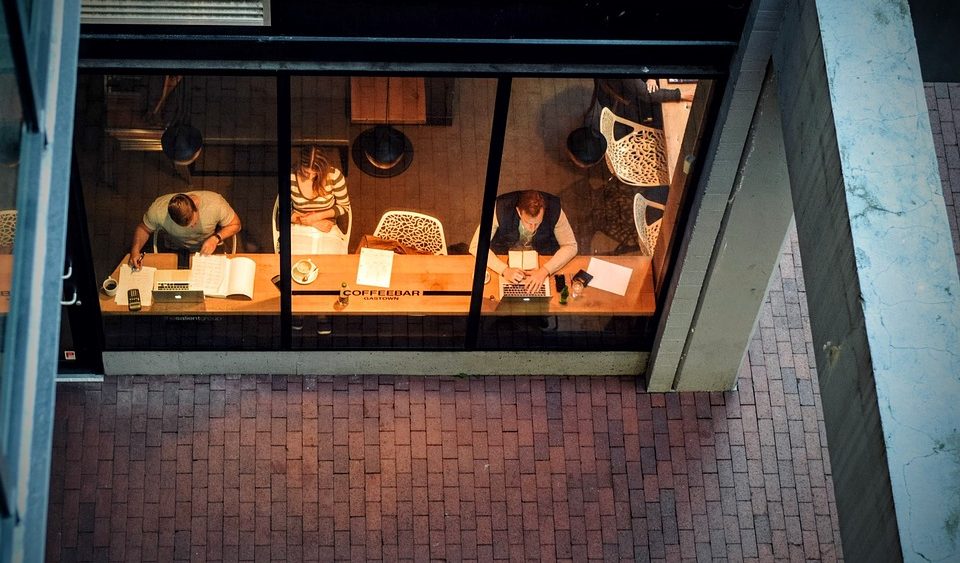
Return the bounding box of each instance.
[498,275,553,301]
[152,269,205,304]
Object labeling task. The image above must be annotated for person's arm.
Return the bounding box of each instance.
[293,169,349,227]
[469,215,523,281]
[128,222,153,270]
[201,205,242,255]
[526,211,578,291]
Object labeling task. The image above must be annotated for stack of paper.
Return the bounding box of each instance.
[116,264,156,306]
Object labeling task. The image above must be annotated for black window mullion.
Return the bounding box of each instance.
[277,73,292,349]
[465,76,511,349]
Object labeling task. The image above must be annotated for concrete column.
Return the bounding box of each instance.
[774,1,960,561]
[673,69,794,391]
[646,0,789,391]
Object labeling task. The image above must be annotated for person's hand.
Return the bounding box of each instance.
[523,268,549,292]
[502,267,525,284]
[645,79,659,93]
[314,219,335,233]
[200,236,219,256]
[128,252,144,271]
[291,212,303,225]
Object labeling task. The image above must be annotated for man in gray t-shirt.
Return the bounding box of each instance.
[128,191,242,270]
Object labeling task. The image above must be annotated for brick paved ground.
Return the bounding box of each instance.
[44,225,843,562]
[48,82,960,562]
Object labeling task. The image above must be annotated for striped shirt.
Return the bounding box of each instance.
[290,168,349,217]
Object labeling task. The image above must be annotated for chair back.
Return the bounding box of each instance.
[0,210,17,251]
[633,193,666,256]
[600,107,669,187]
[373,211,447,255]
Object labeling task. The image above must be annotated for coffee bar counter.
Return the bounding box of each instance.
[100,253,655,316]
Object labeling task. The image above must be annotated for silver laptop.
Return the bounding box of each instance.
[152,270,205,304]
[498,276,552,300]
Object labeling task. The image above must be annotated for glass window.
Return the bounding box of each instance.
[0,4,23,515]
[477,77,708,350]
[0,7,23,401]
[77,73,280,349]
[288,76,495,349]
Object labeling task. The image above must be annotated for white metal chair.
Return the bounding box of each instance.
[600,107,670,187]
[373,210,447,255]
[633,193,666,256]
[0,210,16,251]
[153,227,237,254]
[273,196,352,254]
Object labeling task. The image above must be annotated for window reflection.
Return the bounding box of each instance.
[0,11,24,358]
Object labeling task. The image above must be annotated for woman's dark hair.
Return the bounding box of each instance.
[168,193,197,226]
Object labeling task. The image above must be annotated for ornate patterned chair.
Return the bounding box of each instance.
[0,210,16,251]
[633,193,666,256]
[600,107,670,187]
[373,211,447,255]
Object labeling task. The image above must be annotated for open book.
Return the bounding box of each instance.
[508,249,538,270]
[189,254,256,299]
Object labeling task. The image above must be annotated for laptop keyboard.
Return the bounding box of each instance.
[156,281,190,291]
[501,282,549,298]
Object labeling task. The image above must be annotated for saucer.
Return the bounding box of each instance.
[292,261,319,285]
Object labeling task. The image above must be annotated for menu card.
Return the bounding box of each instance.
[356,247,394,288]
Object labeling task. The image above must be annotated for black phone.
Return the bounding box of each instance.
[554,274,566,292]
[127,288,142,312]
[572,269,593,287]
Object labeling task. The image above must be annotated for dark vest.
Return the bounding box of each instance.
[489,191,562,255]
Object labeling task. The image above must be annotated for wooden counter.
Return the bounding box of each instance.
[101,253,655,316]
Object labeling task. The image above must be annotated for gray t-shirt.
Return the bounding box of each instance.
[143,191,237,250]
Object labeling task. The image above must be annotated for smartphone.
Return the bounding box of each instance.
[127,288,142,312]
[554,274,566,292]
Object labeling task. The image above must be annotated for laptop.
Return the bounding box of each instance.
[152,269,205,304]
[498,275,553,301]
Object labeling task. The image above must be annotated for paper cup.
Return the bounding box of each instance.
[102,276,118,297]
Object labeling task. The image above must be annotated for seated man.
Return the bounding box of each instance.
[128,191,241,270]
[469,190,578,292]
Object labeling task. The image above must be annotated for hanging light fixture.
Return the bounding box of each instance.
[158,75,204,168]
[353,77,414,178]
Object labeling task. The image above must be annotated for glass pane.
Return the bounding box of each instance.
[76,74,280,349]
[0,9,23,392]
[478,77,709,350]
[289,76,494,349]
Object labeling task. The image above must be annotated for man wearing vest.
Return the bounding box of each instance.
[469,190,578,292]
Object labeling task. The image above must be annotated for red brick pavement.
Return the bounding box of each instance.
[46,229,844,562]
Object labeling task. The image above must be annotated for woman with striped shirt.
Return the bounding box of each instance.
[290,145,350,234]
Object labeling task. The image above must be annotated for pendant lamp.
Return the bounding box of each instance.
[353,77,414,178]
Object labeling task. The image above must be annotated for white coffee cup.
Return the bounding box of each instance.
[102,276,118,297]
[295,259,316,275]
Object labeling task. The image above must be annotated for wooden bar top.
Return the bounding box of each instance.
[100,253,655,316]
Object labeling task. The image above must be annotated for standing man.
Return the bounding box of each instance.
[128,191,241,270]
[469,190,578,292]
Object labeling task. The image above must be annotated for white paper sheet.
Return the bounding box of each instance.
[291,224,348,255]
[356,247,394,288]
[585,257,633,296]
[115,264,156,306]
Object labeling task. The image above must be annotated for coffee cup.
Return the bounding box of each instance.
[102,276,118,297]
[295,259,315,275]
